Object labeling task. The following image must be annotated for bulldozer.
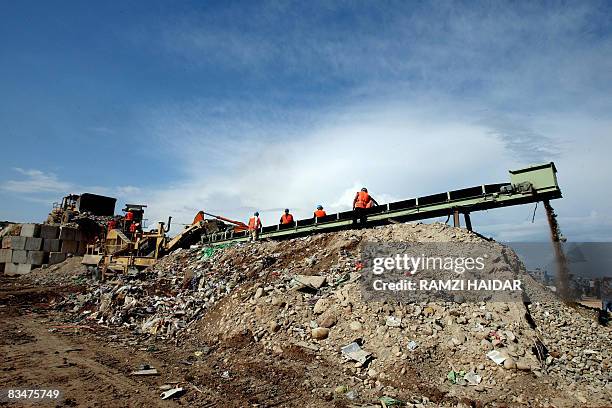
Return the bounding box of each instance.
[47,193,116,224]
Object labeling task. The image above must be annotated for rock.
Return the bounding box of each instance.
[516,359,531,371]
[504,357,517,370]
[271,296,285,307]
[368,368,378,378]
[317,314,337,329]
[481,339,493,350]
[311,327,330,340]
[452,332,466,345]
[313,297,330,314]
[254,287,264,299]
[296,275,326,289]
[268,321,280,333]
[349,321,362,331]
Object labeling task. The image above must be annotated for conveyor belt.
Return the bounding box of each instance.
[203,162,561,245]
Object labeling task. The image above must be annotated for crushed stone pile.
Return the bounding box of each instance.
[42,222,611,407]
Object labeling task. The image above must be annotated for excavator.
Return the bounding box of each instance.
[83,207,243,276]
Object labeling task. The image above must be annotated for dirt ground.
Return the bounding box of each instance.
[0,278,346,407]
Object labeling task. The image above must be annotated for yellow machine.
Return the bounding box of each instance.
[82,206,229,276]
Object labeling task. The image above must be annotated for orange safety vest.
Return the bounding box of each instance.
[355,191,370,208]
[129,222,136,233]
[125,211,134,221]
[281,214,294,224]
[193,211,205,224]
[107,220,116,230]
[314,210,326,218]
[248,216,261,230]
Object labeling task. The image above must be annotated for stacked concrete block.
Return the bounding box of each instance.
[43,239,61,252]
[20,223,41,237]
[27,251,46,265]
[40,225,59,239]
[4,263,19,274]
[2,236,26,249]
[49,252,66,265]
[0,223,90,275]
[11,250,27,264]
[0,249,12,263]
[25,237,43,251]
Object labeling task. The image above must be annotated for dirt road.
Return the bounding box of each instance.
[0,281,341,407]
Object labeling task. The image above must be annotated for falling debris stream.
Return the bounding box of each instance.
[543,200,570,301]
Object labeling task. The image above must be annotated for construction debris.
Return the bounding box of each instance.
[6,222,611,406]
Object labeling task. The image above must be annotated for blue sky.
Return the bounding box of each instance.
[1,1,611,241]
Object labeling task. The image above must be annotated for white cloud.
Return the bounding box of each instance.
[129,98,612,242]
[1,168,74,194]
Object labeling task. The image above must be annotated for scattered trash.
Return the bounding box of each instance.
[221,370,230,379]
[334,385,348,394]
[380,396,405,406]
[385,316,402,327]
[160,387,185,400]
[131,364,159,376]
[407,340,418,351]
[345,389,358,400]
[447,370,467,385]
[486,350,507,365]
[341,342,371,364]
[464,371,482,385]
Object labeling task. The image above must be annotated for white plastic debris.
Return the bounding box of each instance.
[407,340,418,351]
[160,387,185,400]
[385,316,402,327]
[341,342,371,364]
[464,371,482,385]
[486,350,507,365]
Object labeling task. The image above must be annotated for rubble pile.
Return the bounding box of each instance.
[42,222,611,406]
[50,246,247,339]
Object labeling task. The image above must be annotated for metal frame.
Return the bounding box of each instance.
[204,162,562,245]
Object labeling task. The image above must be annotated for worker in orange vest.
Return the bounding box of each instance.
[248,211,262,241]
[280,209,294,224]
[352,187,379,227]
[314,205,326,218]
[123,210,134,232]
[129,221,137,238]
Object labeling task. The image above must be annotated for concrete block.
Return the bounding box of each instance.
[4,263,19,275]
[27,250,46,265]
[25,237,43,251]
[0,262,4,274]
[61,240,78,254]
[3,236,26,250]
[20,223,41,238]
[49,252,66,265]
[42,239,61,253]
[0,249,12,263]
[16,264,33,274]
[11,250,27,264]
[40,225,60,239]
[59,227,76,241]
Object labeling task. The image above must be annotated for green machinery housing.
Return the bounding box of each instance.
[203,162,562,245]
